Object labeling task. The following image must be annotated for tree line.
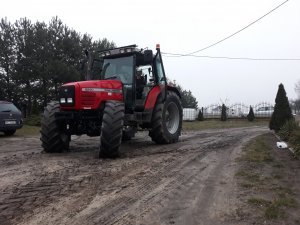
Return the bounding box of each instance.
[169,80,198,109]
[0,17,115,116]
[0,17,199,115]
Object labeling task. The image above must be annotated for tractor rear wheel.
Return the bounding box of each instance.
[150,91,182,144]
[99,101,125,158]
[40,101,70,153]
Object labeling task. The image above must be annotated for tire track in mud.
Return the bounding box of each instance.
[61,129,265,225]
[79,133,250,225]
[0,132,226,224]
[0,159,144,224]
[0,127,267,225]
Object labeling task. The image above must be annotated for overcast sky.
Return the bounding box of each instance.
[1,0,300,107]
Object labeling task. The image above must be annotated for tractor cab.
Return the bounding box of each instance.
[88,45,166,113]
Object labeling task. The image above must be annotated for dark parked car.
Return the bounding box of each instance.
[0,101,23,136]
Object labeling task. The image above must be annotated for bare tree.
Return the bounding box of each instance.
[295,80,300,97]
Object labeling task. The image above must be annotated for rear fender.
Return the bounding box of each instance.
[167,86,181,99]
[144,85,181,110]
[144,85,163,110]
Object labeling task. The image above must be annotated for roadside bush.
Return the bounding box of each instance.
[24,114,42,126]
[269,83,293,132]
[221,104,227,121]
[278,119,298,141]
[197,108,204,121]
[289,129,300,156]
[247,106,255,122]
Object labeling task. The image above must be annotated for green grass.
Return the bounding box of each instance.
[240,182,255,188]
[240,135,273,162]
[23,114,42,126]
[237,134,298,221]
[236,171,262,183]
[247,196,297,219]
[16,117,267,136]
[264,196,298,219]
[182,119,268,131]
[15,125,40,136]
[272,186,295,196]
[264,203,285,219]
[16,116,268,136]
[248,198,271,206]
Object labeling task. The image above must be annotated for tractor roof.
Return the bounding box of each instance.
[99,44,142,58]
[93,44,155,66]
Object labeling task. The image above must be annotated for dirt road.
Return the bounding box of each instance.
[0,127,268,225]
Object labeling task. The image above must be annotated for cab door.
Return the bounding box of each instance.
[153,49,167,101]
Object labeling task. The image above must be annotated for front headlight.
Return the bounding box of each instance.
[60,98,66,103]
[67,98,73,103]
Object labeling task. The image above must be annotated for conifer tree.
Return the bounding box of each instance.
[269,83,293,132]
[197,108,204,121]
[247,106,255,122]
[221,104,227,121]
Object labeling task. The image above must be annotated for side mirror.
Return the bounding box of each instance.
[144,50,153,64]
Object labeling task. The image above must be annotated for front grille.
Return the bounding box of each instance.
[81,92,96,106]
[59,85,75,106]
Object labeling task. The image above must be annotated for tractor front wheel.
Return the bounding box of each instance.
[99,101,125,158]
[40,101,70,153]
[150,91,183,144]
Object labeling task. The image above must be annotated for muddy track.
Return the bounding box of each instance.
[0,127,268,225]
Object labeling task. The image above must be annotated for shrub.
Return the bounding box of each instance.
[289,129,300,156]
[24,114,42,126]
[278,119,298,141]
[269,83,293,132]
[221,104,227,121]
[247,106,255,122]
[197,108,204,121]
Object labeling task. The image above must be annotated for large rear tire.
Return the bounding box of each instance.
[99,101,125,158]
[40,101,70,153]
[149,91,182,144]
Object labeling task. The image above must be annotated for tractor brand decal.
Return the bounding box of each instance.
[82,88,122,93]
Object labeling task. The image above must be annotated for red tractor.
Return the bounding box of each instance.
[40,44,183,158]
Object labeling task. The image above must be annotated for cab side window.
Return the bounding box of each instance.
[155,53,165,84]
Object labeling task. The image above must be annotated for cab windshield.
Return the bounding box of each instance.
[99,56,134,84]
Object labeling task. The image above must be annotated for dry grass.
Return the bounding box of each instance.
[182,119,268,131]
[237,134,298,221]
[15,125,40,136]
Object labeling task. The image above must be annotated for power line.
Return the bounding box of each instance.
[164,0,290,57]
[162,52,300,61]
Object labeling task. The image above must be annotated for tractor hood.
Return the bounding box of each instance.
[59,80,123,110]
[65,80,123,90]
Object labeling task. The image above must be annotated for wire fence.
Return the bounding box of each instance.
[183,102,274,121]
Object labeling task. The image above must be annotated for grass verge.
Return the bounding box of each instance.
[236,134,298,222]
[183,119,268,131]
[15,125,40,136]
